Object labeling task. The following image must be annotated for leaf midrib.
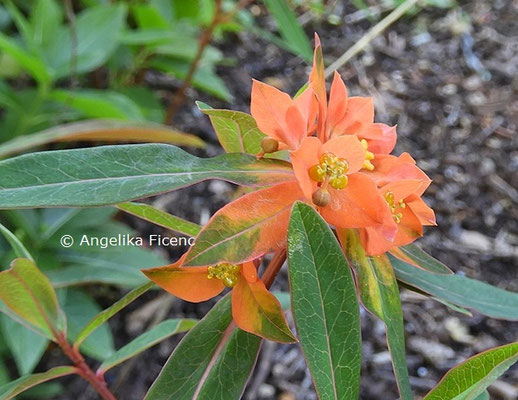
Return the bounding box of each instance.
[300,214,339,400]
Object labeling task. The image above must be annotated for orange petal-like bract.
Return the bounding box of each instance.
[232,277,297,343]
[142,256,225,303]
[251,79,306,150]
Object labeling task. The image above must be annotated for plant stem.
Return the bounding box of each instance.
[56,332,117,400]
[163,0,224,125]
[262,248,287,289]
[163,0,254,124]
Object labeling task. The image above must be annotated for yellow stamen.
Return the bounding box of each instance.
[384,191,406,223]
[308,152,349,190]
[361,139,375,171]
[207,263,240,288]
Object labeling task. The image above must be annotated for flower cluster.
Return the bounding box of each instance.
[143,36,435,342]
[252,35,435,256]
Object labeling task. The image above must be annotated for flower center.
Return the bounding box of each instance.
[308,152,349,190]
[361,139,375,171]
[207,263,240,287]
[384,191,406,223]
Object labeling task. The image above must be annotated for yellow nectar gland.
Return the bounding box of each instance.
[308,153,349,190]
[384,191,406,223]
[361,139,375,171]
[207,263,240,288]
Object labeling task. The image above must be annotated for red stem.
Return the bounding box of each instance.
[56,333,117,400]
[261,248,287,289]
[163,0,255,125]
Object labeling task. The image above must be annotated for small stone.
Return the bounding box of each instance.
[258,384,275,398]
[463,75,483,91]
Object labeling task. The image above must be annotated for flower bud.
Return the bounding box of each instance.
[261,137,279,153]
[312,188,331,207]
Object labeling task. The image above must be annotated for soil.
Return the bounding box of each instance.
[46,1,518,399]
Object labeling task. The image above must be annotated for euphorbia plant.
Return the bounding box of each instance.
[1,36,518,400]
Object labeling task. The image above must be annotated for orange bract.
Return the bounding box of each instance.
[142,257,295,343]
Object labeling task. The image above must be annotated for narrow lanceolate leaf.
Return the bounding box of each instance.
[73,281,154,349]
[262,0,312,61]
[0,222,33,261]
[0,119,205,158]
[390,254,518,320]
[197,102,265,154]
[287,203,362,400]
[390,244,453,274]
[424,342,518,400]
[232,279,296,343]
[340,229,413,400]
[185,182,303,266]
[145,295,261,400]
[117,202,201,237]
[0,366,77,400]
[0,315,48,375]
[98,319,197,374]
[0,144,295,208]
[0,259,65,340]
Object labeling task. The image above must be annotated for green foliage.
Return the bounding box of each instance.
[0,258,66,340]
[117,202,202,237]
[73,282,154,349]
[342,230,413,400]
[145,295,261,400]
[98,318,197,374]
[0,366,76,400]
[424,342,518,400]
[288,203,361,400]
[61,288,115,361]
[390,254,518,320]
[0,144,293,208]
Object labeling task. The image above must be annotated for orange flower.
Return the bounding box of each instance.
[307,34,396,171]
[142,255,296,343]
[291,135,397,239]
[358,179,436,255]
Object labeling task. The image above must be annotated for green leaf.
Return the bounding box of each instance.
[0,315,48,375]
[390,254,518,320]
[46,249,157,288]
[0,33,50,85]
[184,182,300,266]
[50,90,145,120]
[287,203,362,400]
[0,119,205,159]
[150,58,232,101]
[132,4,170,29]
[61,289,115,361]
[0,366,76,400]
[30,0,62,49]
[0,222,33,261]
[424,342,518,400]
[98,318,197,373]
[145,295,261,400]
[262,0,312,61]
[341,229,413,400]
[117,202,201,237]
[0,144,294,208]
[0,259,65,340]
[43,4,127,79]
[473,391,490,400]
[392,244,453,274]
[196,102,266,154]
[73,282,154,349]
